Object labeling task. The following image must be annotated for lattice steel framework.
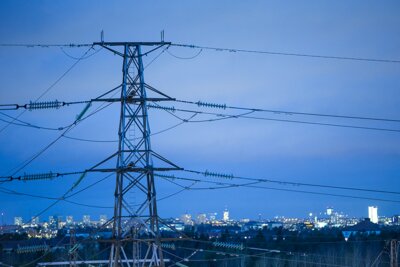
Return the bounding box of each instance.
[69,228,77,267]
[92,42,179,267]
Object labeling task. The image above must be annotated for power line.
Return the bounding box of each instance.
[0,101,91,131]
[171,43,400,64]
[0,100,90,111]
[0,173,114,211]
[129,214,389,265]
[176,99,400,123]
[62,135,118,143]
[0,112,69,131]
[163,232,358,267]
[3,42,399,64]
[175,245,350,267]
[150,104,400,133]
[4,100,112,177]
[6,125,77,177]
[0,46,95,135]
[0,84,121,135]
[2,83,121,177]
[144,45,170,69]
[156,174,400,204]
[0,43,92,48]
[63,199,112,209]
[60,46,102,60]
[61,113,195,143]
[166,47,203,60]
[182,169,400,195]
[155,214,388,266]
[0,170,84,182]
[15,169,103,267]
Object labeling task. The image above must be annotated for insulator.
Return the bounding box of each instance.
[196,101,226,110]
[28,100,63,111]
[22,172,58,181]
[71,172,87,190]
[17,244,48,253]
[204,170,233,179]
[147,104,176,112]
[213,242,243,250]
[76,102,92,121]
[69,244,80,254]
[161,243,176,250]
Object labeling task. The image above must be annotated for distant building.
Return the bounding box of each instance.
[180,214,193,225]
[49,215,59,229]
[208,213,217,221]
[392,215,400,225]
[14,217,23,226]
[368,206,378,224]
[223,209,229,222]
[326,207,333,216]
[99,215,107,225]
[57,216,63,228]
[160,219,184,232]
[66,216,74,225]
[83,215,91,225]
[31,216,39,225]
[196,214,207,224]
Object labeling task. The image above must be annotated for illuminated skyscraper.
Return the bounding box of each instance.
[368,206,378,224]
[327,207,333,216]
[223,209,229,222]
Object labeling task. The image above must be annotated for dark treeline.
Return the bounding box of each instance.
[1,226,399,266]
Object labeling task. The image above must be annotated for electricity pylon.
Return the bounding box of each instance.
[68,228,77,267]
[390,239,399,267]
[92,41,180,267]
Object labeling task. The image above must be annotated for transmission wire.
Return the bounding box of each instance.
[171,43,400,64]
[176,99,400,123]
[0,46,95,135]
[182,169,400,195]
[156,105,400,133]
[157,174,400,204]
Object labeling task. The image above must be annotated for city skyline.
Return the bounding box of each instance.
[2,204,395,226]
[0,1,399,226]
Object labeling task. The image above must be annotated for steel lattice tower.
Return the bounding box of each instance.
[68,228,77,267]
[93,42,180,267]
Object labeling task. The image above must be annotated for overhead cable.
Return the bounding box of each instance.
[0,43,92,48]
[176,99,400,123]
[150,104,400,133]
[183,169,400,195]
[156,174,400,203]
[171,43,400,64]
[0,45,95,134]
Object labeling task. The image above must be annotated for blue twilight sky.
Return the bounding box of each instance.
[0,1,399,224]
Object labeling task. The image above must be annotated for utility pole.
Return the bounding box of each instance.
[92,41,180,267]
